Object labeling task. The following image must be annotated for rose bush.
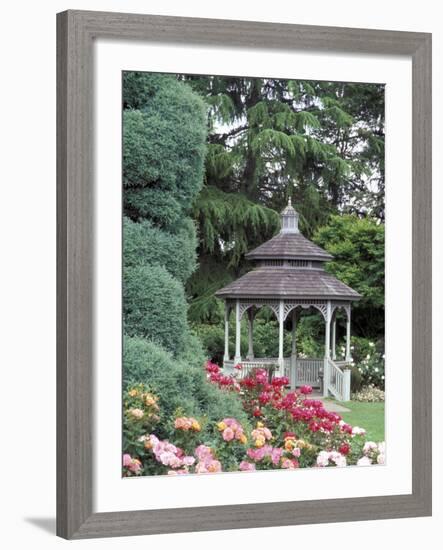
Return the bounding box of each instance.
[122,362,385,476]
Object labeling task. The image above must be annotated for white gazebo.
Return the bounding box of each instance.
[215,199,361,401]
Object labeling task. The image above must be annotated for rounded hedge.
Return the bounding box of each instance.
[123,264,188,355]
[123,74,207,212]
[123,217,197,284]
[123,188,183,230]
[123,335,250,439]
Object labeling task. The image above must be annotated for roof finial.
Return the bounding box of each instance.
[288,196,292,207]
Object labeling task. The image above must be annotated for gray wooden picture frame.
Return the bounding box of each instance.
[57,10,432,540]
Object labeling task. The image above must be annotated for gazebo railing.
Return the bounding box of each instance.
[326,358,351,401]
[224,357,351,400]
[224,357,322,389]
[295,359,323,388]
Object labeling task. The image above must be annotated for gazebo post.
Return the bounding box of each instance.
[331,313,337,360]
[323,300,331,397]
[246,307,254,360]
[278,300,284,375]
[223,302,230,362]
[291,308,298,389]
[234,299,241,366]
[345,306,352,362]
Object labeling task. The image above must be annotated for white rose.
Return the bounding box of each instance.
[357,456,372,466]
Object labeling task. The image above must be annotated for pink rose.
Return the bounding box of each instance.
[239,461,256,471]
[271,447,283,465]
[195,445,213,461]
[159,451,175,466]
[222,427,235,441]
[123,454,132,467]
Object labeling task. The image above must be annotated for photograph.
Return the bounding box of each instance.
[121,72,386,477]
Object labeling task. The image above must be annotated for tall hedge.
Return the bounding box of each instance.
[123,264,188,354]
[124,188,182,231]
[123,73,207,220]
[122,72,208,360]
[123,217,197,284]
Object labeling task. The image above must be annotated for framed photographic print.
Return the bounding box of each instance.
[57,10,432,539]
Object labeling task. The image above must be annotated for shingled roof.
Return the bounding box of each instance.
[215,267,361,300]
[245,232,333,262]
[216,198,361,302]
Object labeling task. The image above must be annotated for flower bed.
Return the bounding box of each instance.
[352,385,385,402]
[123,362,385,477]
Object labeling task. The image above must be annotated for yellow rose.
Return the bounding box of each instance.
[256,421,264,428]
[128,388,138,397]
[192,420,201,432]
[144,394,156,406]
[217,421,227,431]
[239,434,247,444]
[129,408,144,419]
[255,436,265,448]
[284,439,295,451]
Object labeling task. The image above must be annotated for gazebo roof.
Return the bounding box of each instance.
[215,267,360,300]
[216,198,361,302]
[245,232,333,262]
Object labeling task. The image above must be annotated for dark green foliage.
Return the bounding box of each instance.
[313,215,384,338]
[350,365,364,393]
[124,188,183,230]
[123,73,207,216]
[123,217,197,284]
[123,264,188,354]
[123,336,250,439]
[188,187,280,324]
[123,72,167,110]
[186,77,384,223]
[194,186,280,267]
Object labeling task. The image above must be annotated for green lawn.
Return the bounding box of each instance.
[334,401,385,442]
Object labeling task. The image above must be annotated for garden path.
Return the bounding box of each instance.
[310,394,351,413]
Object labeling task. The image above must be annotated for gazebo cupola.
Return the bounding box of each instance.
[215,198,361,401]
[280,197,299,234]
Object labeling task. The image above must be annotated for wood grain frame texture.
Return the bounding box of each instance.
[56,9,432,539]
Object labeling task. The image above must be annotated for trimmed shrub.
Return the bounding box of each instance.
[123,336,250,439]
[124,188,183,230]
[123,74,207,213]
[123,217,197,284]
[178,330,208,371]
[123,72,167,110]
[123,264,188,354]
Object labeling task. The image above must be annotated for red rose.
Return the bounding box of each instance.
[339,442,351,455]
